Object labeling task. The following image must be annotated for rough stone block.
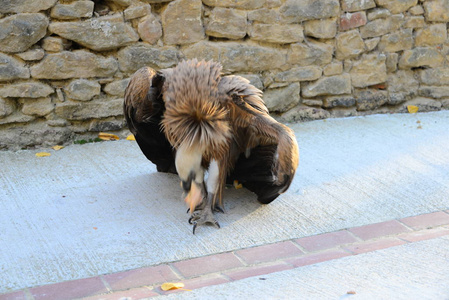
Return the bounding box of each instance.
[378,28,413,52]
[302,74,351,97]
[360,15,403,38]
[323,95,356,108]
[375,0,418,14]
[288,41,333,67]
[138,14,162,44]
[0,0,57,13]
[336,30,365,60]
[365,37,380,51]
[409,5,424,15]
[418,86,449,99]
[274,66,322,82]
[248,8,280,23]
[31,50,118,79]
[49,15,139,51]
[16,49,45,61]
[0,82,53,98]
[206,8,247,39]
[263,83,300,112]
[21,97,54,116]
[355,89,388,111]
[104,79,131,97]
[387,70,418,96]
[280,0,340,23]
[249,24,303,44]
[42,37,70,52]
[117,44,179,74]
[399,47,445,69]
[0,13,48,53]
[404,16,425,28]
[341,0,376,12]
[202,0,265,9]
[161,0,205,45]
[281,106,330,122]
[367,8,391,20]
[304,18,337,39]
[386,53,399,72]
[0,98,15,118]
[419,68,449,86]
[0,53,30,82]
[424,0,449,22]
[64,79,101,101]
[350,55,387,88]
[415,24,447,46]
[323,62,343,76]
[183,41,286,72]
[51,1,94,19]
[55,99,123,120]
[124,4,151,20]
[340,11,367,31]
[0,123,71,150]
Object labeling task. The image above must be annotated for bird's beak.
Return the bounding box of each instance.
[184,181,203,213]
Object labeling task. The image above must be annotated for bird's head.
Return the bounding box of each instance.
[175,142,205,212]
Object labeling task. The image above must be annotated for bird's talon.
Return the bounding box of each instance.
[214,205,225,214]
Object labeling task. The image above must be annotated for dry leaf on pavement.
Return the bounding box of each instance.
[161,282,186,291]
[407,105,419,114]
[98,132,120,141]
[36,152,51,157]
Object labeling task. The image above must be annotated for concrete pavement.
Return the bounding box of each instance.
[1,111,449,298]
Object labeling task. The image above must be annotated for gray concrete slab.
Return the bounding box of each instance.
[159,236,449,300]
[1,111,449,293]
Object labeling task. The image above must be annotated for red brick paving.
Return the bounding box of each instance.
[399,226,449,242]
[348,220,411,240]
[224,262,293,281]
[103,264,179,291]
[295,230,358,251]
[0,291,27,300]
[235,241,303,264]
[343,237,407,254]
[171,252,243,278]
[286,249,351,267]
[3,211,449,299]
[30,277,107,300]
[400,211,449,230]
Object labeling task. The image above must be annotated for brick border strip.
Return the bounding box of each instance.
[2,211,449,300]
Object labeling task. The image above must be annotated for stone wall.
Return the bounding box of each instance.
[1,0,449,149]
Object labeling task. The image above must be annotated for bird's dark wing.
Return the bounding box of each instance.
[124,67,177,174]
[219,75,299,204]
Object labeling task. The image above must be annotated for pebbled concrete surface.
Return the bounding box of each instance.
[1,111,449,293]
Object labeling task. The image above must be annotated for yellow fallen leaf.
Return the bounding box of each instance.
[52,145,64,151]
[98,132,120,141]
[407,105,419,114]
[161,282,185,291]
[126,134,136,141]
[233,180,243,189]
[36,152,51,157]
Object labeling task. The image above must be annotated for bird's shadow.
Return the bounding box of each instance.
[104,172,262,232]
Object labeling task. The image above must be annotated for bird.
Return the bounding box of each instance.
[124,59,299,233]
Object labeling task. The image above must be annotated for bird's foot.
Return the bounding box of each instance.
[188,206,220,234]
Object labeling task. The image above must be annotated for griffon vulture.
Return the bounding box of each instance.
[124,59,299,233]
